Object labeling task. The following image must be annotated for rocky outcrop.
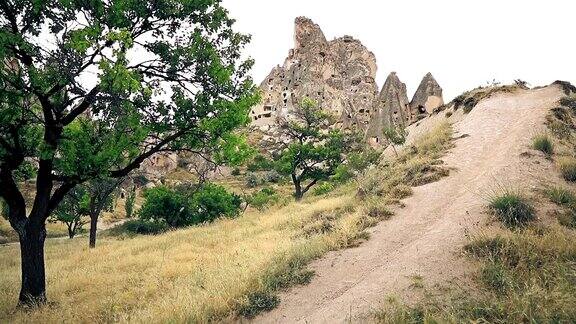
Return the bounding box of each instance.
[251,17,377,130]
[410,72,444,114]
[250,17,443,145]
[366,72,411,144]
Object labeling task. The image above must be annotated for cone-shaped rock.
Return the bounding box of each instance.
[410,72,444,114]
[366,72,410,145]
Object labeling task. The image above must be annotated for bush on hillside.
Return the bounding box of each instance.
[312,182,334,196]
[247,187,279,211]
[247,154,275,172]
[532,134,554,156]
[139,184,242,228]
[121,219,169,235]
[489,191,535,228]
[557,157,576,182]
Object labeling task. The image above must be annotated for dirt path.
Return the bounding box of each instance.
[255,85,564,323]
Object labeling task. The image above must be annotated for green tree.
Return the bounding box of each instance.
[139,183,241,227]
[0,0,257,305]
[382,125,408,157]
[49,187,89,239]
[275,98,362,200]
[85,177,123,248]
[124,186,136,219]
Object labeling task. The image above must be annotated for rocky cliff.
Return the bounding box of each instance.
[250,17,444,144]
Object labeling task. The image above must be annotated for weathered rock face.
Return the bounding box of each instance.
[251,17,378,130]
[410,72,444,114]
[366,72,411,144]
[250,17,443,145]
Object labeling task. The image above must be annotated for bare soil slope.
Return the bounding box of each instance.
[255,85,564,323]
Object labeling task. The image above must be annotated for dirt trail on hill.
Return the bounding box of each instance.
[254,85,564,323]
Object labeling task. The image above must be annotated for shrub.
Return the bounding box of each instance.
[545,186,576,206]
[559,96,576,111]
[139,184,242,228]
[248,187,279,211]
[121,219,169,235]
[488,191,535,228]
[247,154,274,172]
[191,183,242,222]
[124,187,137,218]
[139,186,192,227]
[532,134,554,155]
[231,167,241,176]
[557,157,576,182]
[312,182,334,196]
[239,291,279,318]
[246,173,260,188]
[263,170,282,183]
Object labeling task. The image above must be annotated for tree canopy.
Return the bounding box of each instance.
[0,0,258,305]
[275,98,362,199]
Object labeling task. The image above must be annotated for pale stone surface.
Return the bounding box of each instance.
[250,17,377,131]
[411,72,444,114]
[250,17,443,145]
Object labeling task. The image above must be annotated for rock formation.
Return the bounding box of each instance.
[366,72,411,144]
[410,72,444,114]
[251,17,377,130]
[250,17,444,145]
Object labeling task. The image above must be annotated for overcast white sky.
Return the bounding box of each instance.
[223,0,575,100]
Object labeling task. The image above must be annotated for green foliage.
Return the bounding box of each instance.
[49,187,90,238]
[119,219,169,236]
[124,187,137,218]
[247,154,275,172]
[139,184,241,228]
[0,0,257,220]
[532,134,554,155]
[13,161,37,181]
[274,98,362,199]
[382,126,408,146]
[247,187,279,211]
[245,173,261,188]
[545,186,576,206]
[333,149,380,183]
[489,191,535,228]
[382,125,408,157]
[312,182,334,196]
[238,291,280,318]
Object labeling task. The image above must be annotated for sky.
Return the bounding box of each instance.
[222,0,575,101]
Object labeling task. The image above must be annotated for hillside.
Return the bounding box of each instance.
[1,82,574,323]
[256,83,569,322]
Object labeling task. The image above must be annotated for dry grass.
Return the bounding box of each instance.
[0,194,370,322]
[0,123,455,323]
[375,225,576,323]
[357,121,453,202]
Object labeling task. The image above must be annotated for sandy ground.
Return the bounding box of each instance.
[254,85,564,323]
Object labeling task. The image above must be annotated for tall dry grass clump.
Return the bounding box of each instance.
[357,121,453,202]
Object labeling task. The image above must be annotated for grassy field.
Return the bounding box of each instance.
[0,122,454,323]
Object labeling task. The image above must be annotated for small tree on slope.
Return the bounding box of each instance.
[0,0,257,305]
[275,98,362,200]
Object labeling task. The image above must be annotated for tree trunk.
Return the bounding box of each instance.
[67,223,74,239]
[18,220,47,306]
[89,215,97,248]
[294,182,303,201]
[292,173,303,201]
